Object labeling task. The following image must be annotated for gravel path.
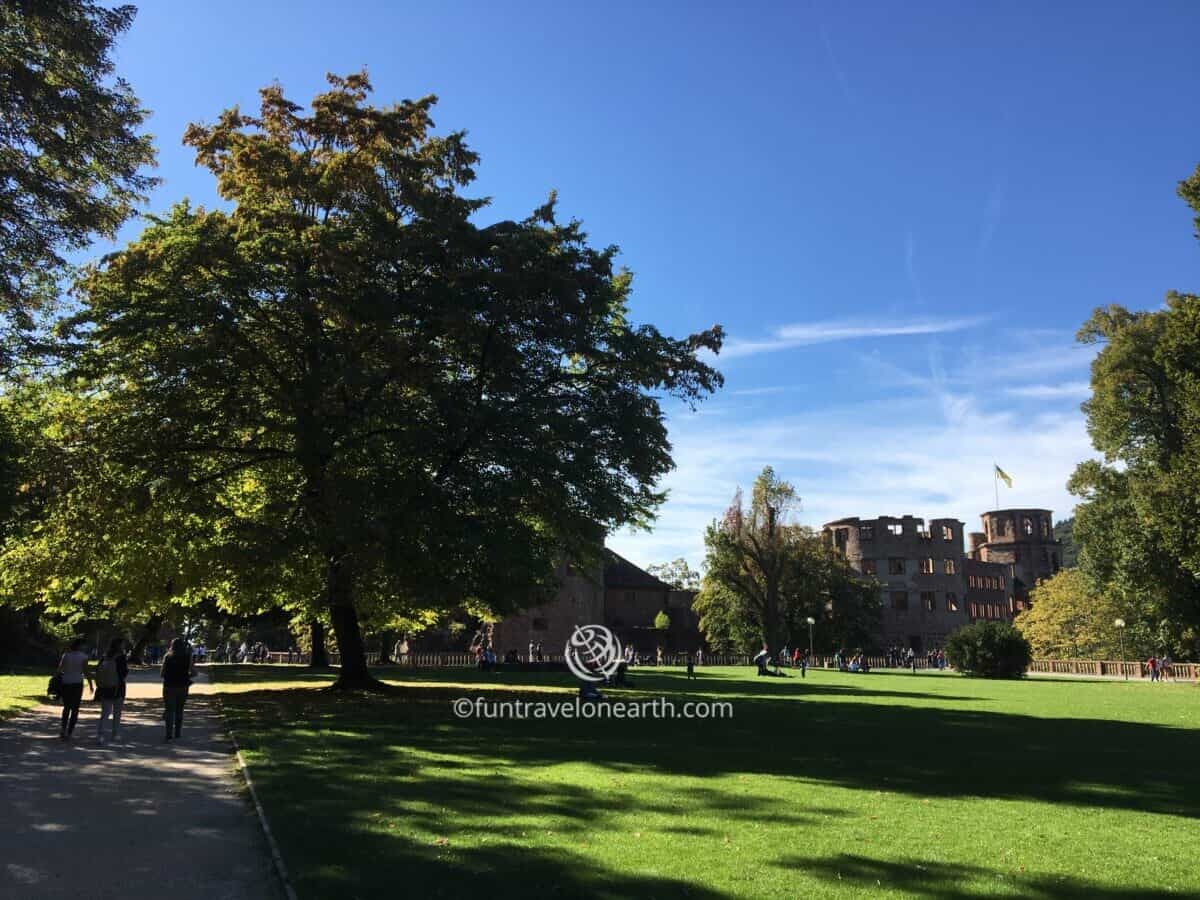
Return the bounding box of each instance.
[0,667,283,900]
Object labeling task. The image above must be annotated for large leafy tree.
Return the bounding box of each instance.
[1015,568,1153,660]
[694,467,880,654]
[1064,163,1200,661]
[0,0,155,352]
[63,74,722,688]
[1069,293,1200,659]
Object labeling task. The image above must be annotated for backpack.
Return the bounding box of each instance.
[96,657,119,689]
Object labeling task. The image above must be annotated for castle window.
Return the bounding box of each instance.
[1051,553,1059,572]
[890,591,909,611]
[919,558,934,574]
[887,523,903,536]
[947,593,959,612]
[862,559,877,575]
[921,591,936,611]
[1023,517,1034,536]
[532,618,548,631]
[944,559,956,575]
[942,525,954,541]
[1040,519,1050,537]
[859,524,875,541]
[888,558,905,575]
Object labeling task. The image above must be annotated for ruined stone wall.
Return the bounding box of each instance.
[825,514,971,651]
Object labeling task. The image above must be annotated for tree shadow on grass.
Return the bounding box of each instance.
[775,854,1200,899]
[220,681,1200,898]
[226,680,1200,820]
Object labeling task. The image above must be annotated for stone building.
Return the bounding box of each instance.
[823,509,1054,651]
[490,551,701,659]
[967,508,1062,610]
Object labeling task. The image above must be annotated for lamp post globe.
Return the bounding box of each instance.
[805,616,815,657]
[1114,618,1127,680]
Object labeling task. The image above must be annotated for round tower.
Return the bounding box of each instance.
[976,509,1061,597]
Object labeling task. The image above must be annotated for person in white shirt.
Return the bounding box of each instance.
[57,638,94,740]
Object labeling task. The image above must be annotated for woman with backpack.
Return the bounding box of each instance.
[57,638,94,740]
[94,637,129,743]
[160,637,195,741]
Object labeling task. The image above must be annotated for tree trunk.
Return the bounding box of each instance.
[309,619,329,668]
[377,629,395,665]
[129,615,163,666]
[763,584,781,658]
[325,549,379,690]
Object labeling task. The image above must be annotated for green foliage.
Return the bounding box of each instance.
[54,74,722,685]
[694,466,881,653]
[646,558,700,591]
[653,610,671,630]
[0,0,155,348]
[945,621,1031,678]
[1069,291,1200,659]
[1052,517,1078,568]
[1016,569,1144,659]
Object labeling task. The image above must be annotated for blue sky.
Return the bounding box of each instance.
[109,1,1200,568]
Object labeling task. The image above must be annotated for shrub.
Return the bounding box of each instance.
[653,611,671,631]
[945,621,1031,678]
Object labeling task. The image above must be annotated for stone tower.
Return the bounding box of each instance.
[973,508,1062,602]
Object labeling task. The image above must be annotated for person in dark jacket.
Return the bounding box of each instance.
[160,638,195,741]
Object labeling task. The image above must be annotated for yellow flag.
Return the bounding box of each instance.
[994,464,1013,488]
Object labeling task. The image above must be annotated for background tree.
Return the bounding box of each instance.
[694,467,880,654]
[646,558,700,591]
[1016,568,1147,660]
[0,0,155,355]
[63,74,722,689]
[1052,517,1078,568]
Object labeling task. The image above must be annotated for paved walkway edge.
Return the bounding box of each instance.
[220,699,300,900]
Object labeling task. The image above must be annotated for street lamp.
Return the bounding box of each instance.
[1114,618,1127,680]
[806,616,816,657]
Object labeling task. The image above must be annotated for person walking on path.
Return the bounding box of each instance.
[94,637,129,743]
[57,638,93,741]
[161,638,195,741]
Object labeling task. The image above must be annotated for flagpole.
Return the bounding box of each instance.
[993,465,999,511]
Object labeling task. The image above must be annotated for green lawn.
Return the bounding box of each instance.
[211,664,1200,900]
[0,668,48,719]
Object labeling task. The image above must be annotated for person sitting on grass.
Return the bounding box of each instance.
[754,645,770,676]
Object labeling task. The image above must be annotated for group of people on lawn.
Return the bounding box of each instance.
[55,636,196,744]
